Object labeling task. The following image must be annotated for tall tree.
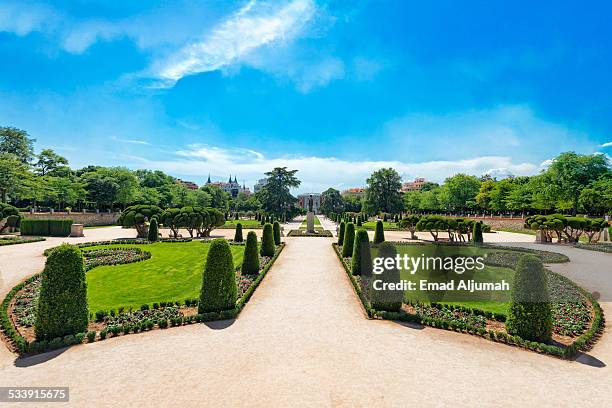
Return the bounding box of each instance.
[259,167,301,216]
[320,188,344,214]
[0,127,35,163]
[0,153,30,202]
[440,174,480,211]
[35,149,69,176]
[365,168,403,214]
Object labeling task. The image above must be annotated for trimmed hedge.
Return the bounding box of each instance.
[273,221,281,245]
[506,256,553,342]
[369,242,402,311]
[21,219,72,237]
[342,222,355,257]
[234,223,243,242]
[351,229,371,276]
[473,221,483,243]
[147,218,159,242]
[242,231,259,275]
[35,244,88,341]
[373,220,385,244]
[261,223,275,257]
[198,239,237,313]
[338,221,345,246]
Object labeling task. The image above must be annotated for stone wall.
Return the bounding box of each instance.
[19,211,121,226]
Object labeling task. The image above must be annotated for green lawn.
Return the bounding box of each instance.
[373,245,514,315]
[221,219,263,228]
[362,221,398,230]
[85,241,244,312]
[300,215,321,227]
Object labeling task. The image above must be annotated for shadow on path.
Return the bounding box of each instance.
[15,347,68,368]
[391,320,425,330]
[574,352,606,368]
[203,319,236,330]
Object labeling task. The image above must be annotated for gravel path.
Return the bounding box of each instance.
[0,225,610,406]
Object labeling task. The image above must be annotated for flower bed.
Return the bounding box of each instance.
[0,236,46,246]
[332,242,603,359]
[82,248,151,270]
[572,242,612,253]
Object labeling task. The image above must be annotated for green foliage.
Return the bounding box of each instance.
[320,188,344,214]
[0,126,35,163]
[342,222,355,257]
[373,220,385,243]
[258,167,301,217]
[35,244,88,340]
[198,239,237,313]
[472,221,483,243]
[147,218,159,242]
[261,223,276,256]
[242,231,260,275]
[234,222,243,242]
[351,229,372,276]
[506,256,552,342]
[365,168,404,214]
[338,221,345,246]
[20,219,72,236]
[118,205,162,238]
[273,221,281,245]
[370,242,403,311]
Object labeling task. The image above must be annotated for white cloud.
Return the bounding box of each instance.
[123,144,539,193]
[149,0,317,88]
[601,141,612,148]
[0,2,57,36]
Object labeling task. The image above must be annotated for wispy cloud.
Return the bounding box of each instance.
[0,2,57,36]
[602,141,612,148]
[149,0,317,88]
[124,144,539,193]
[111,136,152,146]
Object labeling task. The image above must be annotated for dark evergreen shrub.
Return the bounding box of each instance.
[273,221,281,245]
[234,223,243,242]
[506,256,552,342]
[472,221,483,243]
[87,331,96,343]
[35,244,88,341]
[20,219,72,236]
[370,242,403,311]
[356,216,362,226]
[338,221,345,246]
[242,231,260,275]
[342,223,356,257]
[148,218,159,242]
[351,229,372,276]
[198,239,237,313]
[261,223,275,257]
[373,220,385,243]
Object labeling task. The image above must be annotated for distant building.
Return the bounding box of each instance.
[401,177,427,192]
[205,175,250,198]
[297,193,322,214]
[341,188,366,198]
[176,179,198,190]
[254,178,268,193]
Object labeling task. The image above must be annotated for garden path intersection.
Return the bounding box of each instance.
[0,224,610,406]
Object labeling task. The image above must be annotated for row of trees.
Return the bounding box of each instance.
[320,152,611,217]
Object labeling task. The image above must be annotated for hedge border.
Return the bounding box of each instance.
[572,243,612,254]
[331,242,604,359]
[2,241,285,355]
[0,237,46,246]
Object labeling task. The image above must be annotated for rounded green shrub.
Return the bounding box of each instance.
[261,223,276,257]
[505,255,552,342]
[472,221,483,243]
[35,244,88,341]
[198,239,237,313]
[242,231,260,275]
[273,221,281,245]
[147,218,159,242]
[338,221,345,246]
[373,220,385,244]
[351,229,372,276]
[370,242,403,311]
[234,223,243,242]
[342,222,356,257]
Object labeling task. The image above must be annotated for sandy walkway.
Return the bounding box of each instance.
[0,224,611,406]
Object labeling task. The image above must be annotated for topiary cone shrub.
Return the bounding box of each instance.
[338,221,345,246]
[261,223,275,257]
[273,221,281,245]
[148,218,159,242]
[351,229,372,276]
[505,255,552,342]
[242,231,260,275]
[199,239,238,313]
[472,221,483,243]
[35,244,88,341]
[373,220,385,244]
[370,242,403,311]
[356,216,362,227]
[234,223,243,242]
[342,222,356,257]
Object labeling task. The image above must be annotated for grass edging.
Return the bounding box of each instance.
[331,243,603,359]
[0,237,46,246]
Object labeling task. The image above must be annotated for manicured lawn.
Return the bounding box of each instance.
[85,241,244,312]
[222,219,262,228]
[373,245,514,315]
[363,221,398,229]
[300,215,321,227]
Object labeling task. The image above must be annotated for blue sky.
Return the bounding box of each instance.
[1,0,611,193]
